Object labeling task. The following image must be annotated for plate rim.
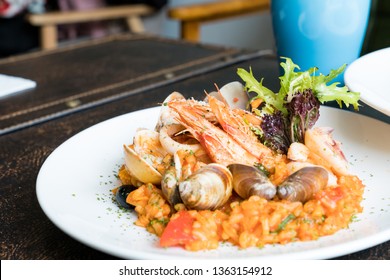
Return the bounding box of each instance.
[344,47,390,116]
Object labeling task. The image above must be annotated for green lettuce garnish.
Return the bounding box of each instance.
[237,57,360,115]
[237,57,361,154]
[237,67,287,115]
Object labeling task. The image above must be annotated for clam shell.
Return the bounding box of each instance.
[161,165,182,206]
[207,81,248,109]
[155,91,185,131]
[179,163,233,210]
[133,129,166,160]
[228,163,276,200]
[123,144,162,185]
[277,166,328,203]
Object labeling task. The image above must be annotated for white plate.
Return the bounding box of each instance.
[36,106,390,259]
[344,47,390,116]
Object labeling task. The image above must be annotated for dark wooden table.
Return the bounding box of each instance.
[0,34,389,260]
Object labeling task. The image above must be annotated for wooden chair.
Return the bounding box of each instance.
[26,4,155,50]
[168,0,270,42]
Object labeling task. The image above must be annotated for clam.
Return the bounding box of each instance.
[161,149,199,207]
[161,165,182,206]
[228,163,276,200]
[178,163,233,210]
[277,166,328,203]
[207,81,249,110]
[133,129,168,167]
[155,91,185,132]
[286,161,338,187]
[123,129,168,185]
[123,144,162,185]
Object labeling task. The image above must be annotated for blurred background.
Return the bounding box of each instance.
[0,0,389,58]
[148,0,274,50]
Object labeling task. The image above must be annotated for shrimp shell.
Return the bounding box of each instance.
[168,99,259,166]
[207,94,276,170]
[228,163,276,200]
[179,163,233,210]
[277,166,328,203]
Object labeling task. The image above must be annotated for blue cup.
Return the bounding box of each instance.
[270,0,371,84]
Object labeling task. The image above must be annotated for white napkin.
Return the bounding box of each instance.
[0,74,37,98]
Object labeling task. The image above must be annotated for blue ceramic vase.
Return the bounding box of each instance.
[271,0,372,84]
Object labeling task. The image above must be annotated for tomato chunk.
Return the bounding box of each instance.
[159,211,195,247]
[318,186,344,210]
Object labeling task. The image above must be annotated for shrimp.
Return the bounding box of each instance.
[207,95,266,151]
[156,93,218,132]
[304,127,350,176]
[168,99,260,166]
[176,98,218,124]
[207,95,279,169]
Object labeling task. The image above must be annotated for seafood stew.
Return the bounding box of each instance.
[114,58,364,251]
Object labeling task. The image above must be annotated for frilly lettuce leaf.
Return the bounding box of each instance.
[280,57,360,110]
[237,57,361,113]
[237,67,287,115]
[237,57,361,153]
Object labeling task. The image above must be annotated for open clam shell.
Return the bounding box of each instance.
[155,91,185,132]
[123,144,162,185]
[207,81,249,110]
